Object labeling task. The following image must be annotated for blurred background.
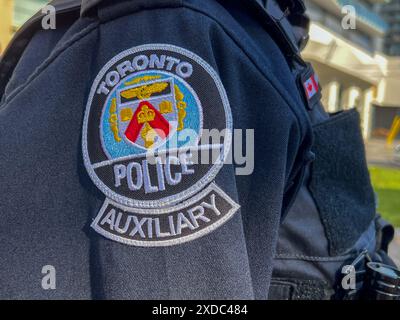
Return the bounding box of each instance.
[0,0,399,260]
[303,0,400,262]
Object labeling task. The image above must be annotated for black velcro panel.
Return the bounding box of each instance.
[309,109,376,256]
[269,278,331,300]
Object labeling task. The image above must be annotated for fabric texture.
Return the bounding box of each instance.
[309,109,376,256]
[0,0,312,299]
[269,278,332,300]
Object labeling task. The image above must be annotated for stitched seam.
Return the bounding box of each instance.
[312,108,358,129]
[0,21,99,111]
[271,278,329,286]
[181,3,306,139]
[94,3,306,138]
[274,253,353,262]
[1,5,306,140]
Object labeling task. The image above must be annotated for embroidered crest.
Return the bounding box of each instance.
[82,44,239,246]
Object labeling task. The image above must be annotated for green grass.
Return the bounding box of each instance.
[369,166,400,227]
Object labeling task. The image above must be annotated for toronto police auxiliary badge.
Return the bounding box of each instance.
[82,44,239,246]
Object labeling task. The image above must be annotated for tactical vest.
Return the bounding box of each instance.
[248,0,399,300]
[0,0,397,299]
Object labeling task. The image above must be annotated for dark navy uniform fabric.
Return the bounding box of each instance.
[0,0,314,299]
[4,0,389,300]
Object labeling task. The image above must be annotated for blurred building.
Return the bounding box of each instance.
[303,0,400,139]
[380,0,400,56]
[0,0,48,55]
[372,0,400,138]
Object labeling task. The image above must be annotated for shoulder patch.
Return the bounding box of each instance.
[82,44,239,246]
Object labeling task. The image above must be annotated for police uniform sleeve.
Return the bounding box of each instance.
[0,0,312,299]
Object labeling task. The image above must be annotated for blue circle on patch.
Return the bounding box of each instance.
[100,71,203,160]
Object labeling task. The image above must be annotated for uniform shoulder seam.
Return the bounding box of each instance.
[181,3,306,137]
[0,21,99,109]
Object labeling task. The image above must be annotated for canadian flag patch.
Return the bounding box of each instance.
[303,73,319,100]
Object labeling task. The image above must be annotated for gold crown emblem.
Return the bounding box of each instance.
[137,105,156,124]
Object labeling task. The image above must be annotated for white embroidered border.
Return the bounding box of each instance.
[82,44,233,209]
[99,70,204,160]
[92,144,223,169]
[91,183,240,247]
